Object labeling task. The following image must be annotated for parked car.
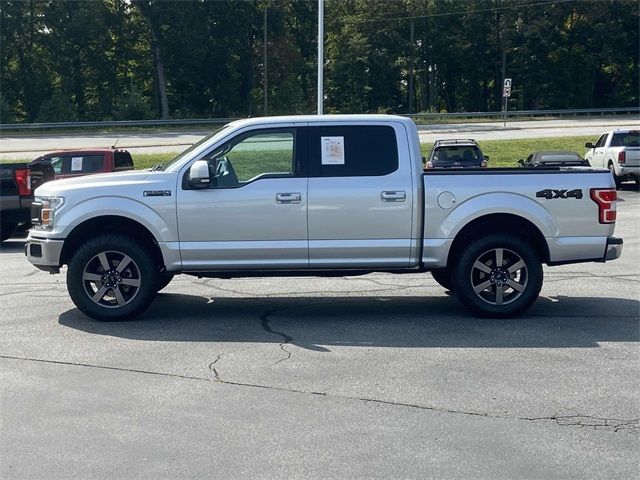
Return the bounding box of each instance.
[0,161,53,241]
[29,148,134,180]
[425,138,487,169]
[27,115,621,321]
[518,151,590,168]
[584,130,640,188]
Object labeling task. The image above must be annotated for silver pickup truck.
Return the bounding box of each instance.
[26,115,622,321]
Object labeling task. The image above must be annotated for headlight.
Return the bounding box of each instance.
[33,196,64,229]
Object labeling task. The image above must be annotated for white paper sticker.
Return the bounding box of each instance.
[321,136,345,165]
[71,157,83,171]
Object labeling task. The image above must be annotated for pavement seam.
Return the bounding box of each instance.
[3,354,637,433]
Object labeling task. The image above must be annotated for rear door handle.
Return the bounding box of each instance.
[276,192,302,204]
[381,191,406,202]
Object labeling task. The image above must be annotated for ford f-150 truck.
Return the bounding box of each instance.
[585,129,640,188]
[25,115,622,321]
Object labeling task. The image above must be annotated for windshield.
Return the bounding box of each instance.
[162,125,232,172]
[432,146,482,166]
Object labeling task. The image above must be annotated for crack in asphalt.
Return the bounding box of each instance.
[260,308,293,366]
[2,354,637,434]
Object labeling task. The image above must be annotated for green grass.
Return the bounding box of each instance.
[420,136,593,167]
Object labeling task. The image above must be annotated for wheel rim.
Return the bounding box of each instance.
[82,250,142,308]
[470,247,528,306]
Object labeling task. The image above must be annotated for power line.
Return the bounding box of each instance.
[351,0,579,24]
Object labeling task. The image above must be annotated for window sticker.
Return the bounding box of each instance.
[321,136,345,165]
[71,156,83,171]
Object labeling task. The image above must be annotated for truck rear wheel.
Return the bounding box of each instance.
[451,234,543,318]
[608,162,622,189]
[67,234,158,321]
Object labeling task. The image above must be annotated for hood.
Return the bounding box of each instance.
[34,169,154,197]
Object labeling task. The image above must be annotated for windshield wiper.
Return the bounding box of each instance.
[150,163,165,172]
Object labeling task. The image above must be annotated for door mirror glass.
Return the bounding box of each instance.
[188,160,211,188]
[585,142,594,149]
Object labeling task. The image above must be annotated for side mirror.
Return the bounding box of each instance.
[518,158,524,165]
[585,142,594,149]
[484,155,489,161]
[188,160,211,188]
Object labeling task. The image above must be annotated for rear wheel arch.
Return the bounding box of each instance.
[447,213,549,267]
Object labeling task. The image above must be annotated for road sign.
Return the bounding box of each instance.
[503,78,512,98]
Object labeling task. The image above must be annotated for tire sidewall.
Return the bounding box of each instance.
[451,234,543,318]
[67,234,157,321]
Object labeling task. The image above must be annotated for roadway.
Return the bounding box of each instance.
[1,116,638,160]
[1,186,638,478]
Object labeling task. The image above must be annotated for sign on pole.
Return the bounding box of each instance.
[503,78,512,98]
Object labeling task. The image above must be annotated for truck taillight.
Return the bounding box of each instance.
[618,151,626,164]
[14,168,32,196]
[590,188,617,224]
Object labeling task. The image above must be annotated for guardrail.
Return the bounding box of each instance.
[405,107,640,119]
[0,107,637,131]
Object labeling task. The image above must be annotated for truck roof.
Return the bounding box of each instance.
[228,114,414,128]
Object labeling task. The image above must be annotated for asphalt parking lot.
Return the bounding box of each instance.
[1,187,638,479]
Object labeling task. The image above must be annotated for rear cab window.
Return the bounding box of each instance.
[114,151,134,170]
[611,132,640,147]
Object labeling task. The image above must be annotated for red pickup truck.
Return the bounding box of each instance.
[0,148,134,242]
[29,148,134,180]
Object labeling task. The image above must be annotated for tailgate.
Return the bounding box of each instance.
[623,147,640,166]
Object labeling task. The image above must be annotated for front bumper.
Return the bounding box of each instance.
[25,236,64,273]
[604,236,623,261]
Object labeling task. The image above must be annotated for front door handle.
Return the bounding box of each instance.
[381,191,406,202]
[276,192,302,204]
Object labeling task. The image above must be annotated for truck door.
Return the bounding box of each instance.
[592,133,609,167]
[306,123,414,268]
[177,127,309,270]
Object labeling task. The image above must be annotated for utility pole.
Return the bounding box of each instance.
[408,18,414,114]
[263,5,268,116]
[317,0,324,115]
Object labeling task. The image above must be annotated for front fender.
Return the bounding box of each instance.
[55,196,176,243]
[438,192,559,239]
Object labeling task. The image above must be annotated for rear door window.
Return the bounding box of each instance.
[57,155,105,175]
[307,125,398,177]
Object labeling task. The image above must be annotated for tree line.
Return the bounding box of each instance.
[1,0,638,123]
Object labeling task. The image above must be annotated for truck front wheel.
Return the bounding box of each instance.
[451,235,543,318]
[431,269,453,291]
[67,234,158,321]
[0,219,17,242]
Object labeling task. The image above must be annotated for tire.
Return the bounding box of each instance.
[67,234,158,321]
[156,271,175,292]
[0,219,17,242]
[608,162,622,189]
[431,269,453,291]
[451,234,543,318]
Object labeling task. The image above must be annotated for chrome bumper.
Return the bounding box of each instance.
[25,236,64,273]
[604,236,623,261]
